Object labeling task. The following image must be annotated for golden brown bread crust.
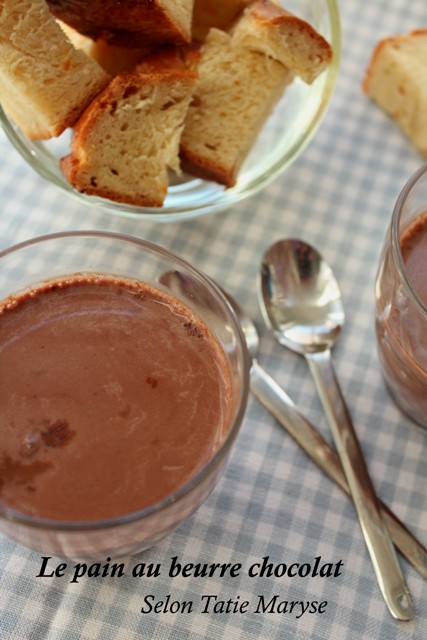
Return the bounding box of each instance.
[179,148,236,187]
[233,0,333,84]
[46,0,192,47]
[362,37,393,94]
[0,0,110,140]
[363,29,427,93]
[243,0,320,32]
[61,56,198,206]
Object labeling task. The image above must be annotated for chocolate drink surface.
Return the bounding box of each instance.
[0,274,232,521]
[400,212,427,305]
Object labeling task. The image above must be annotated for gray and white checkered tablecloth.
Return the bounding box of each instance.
[1,1,426,638]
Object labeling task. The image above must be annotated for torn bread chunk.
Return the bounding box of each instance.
[58,21,151,76]
[179,28,293,188]
[232,0,333,84]
[363,30,427,156]
[61,50,198,206]
[46,0,195,48]
[0,0,110,139]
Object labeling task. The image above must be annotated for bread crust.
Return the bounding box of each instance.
[0,0,110,139]
[233,0,333,84]
[62,55,197,206]
[46,0,193,47]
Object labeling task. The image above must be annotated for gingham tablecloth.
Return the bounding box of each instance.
[1,1,426,638]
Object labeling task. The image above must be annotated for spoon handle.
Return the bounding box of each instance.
[249,360,427,580]
[305,349,414,621]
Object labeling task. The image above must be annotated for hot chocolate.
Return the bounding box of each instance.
[375,212,427,427]
[0,274,232,521]
[400,213,427,304]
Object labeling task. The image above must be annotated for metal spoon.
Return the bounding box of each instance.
[259,238,415,621]
[159,269,427,580]
[225,292,427,580]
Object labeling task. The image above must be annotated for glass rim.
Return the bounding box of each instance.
[0,230,250,532]
[391,163,427,321]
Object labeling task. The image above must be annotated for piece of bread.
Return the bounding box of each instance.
[387,29,427,59]
[179,28,293,188]
[61,48,198,206]
[46,0,194,48]
[232,0,333,84]
[192,0,283,42]
[0,0,110,140]
[191,0,250,42]
[59,21,151,76]
[363,30,427,156]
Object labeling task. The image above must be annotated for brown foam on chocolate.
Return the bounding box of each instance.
[0,274,231,521]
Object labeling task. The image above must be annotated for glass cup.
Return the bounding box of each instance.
[375,164,427,429]
[0,231,249,558]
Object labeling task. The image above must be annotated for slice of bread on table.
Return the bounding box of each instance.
[0,0,110,140]
[232,0,333,84]
[61,48,198,206]
[46,0,195,48]
[363,29,427,156]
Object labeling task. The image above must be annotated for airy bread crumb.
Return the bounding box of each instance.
[0,0,110,140]
[179,27,293,188]
[58,21,150,76]
[61,49,198,206]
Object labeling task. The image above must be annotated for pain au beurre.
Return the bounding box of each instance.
[0,274,232,521]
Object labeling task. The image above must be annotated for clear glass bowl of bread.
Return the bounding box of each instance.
[0,0,341,222]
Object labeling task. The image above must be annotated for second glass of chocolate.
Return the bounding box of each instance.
[375,164,427,430]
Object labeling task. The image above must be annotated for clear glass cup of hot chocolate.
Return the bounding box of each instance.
[0,231,249,558]
[375,164,427,430]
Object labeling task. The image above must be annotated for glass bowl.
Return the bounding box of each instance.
[0,0,340,222]
[0,231,250,558]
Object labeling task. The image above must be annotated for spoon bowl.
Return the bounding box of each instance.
[259,237,414,621]
[260,238,344,353]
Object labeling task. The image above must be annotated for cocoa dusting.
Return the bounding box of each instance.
[183,321,204,338]
[0,453,52,495]
[146,376,158,388]
[41,420,74,448]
